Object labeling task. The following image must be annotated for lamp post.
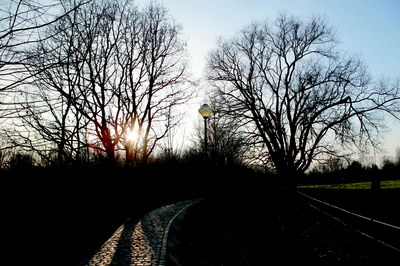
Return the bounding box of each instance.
[198,103,213,160]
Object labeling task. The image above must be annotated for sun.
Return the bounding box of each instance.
[126,128,139,143]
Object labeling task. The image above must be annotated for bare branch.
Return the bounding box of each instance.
[207,14,400,186]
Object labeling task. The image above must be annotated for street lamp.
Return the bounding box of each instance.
[198,103,213,160]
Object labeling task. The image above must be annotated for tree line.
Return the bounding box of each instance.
[1,0,399,187]
[1,0,194,169]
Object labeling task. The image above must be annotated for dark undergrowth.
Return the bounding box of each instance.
[2,166,399,265]
[167,188,400,265]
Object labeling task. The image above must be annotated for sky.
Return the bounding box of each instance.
[136,0,400,164]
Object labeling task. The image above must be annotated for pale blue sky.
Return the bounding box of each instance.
[136,0,400,162]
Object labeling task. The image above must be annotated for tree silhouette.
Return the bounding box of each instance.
[5,0,193,167]
[206,13,400,188]
[0,0,90,93]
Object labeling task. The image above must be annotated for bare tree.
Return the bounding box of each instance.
[121,1,193,166]
[0,0,95,166]
[10,0,192,167]
[206,14,400,187]
[0,0,90,93]
[0,0,92,164]
[9,77,89,167]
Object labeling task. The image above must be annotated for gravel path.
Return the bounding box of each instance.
[78,189,400,265]
[80,199,199,266]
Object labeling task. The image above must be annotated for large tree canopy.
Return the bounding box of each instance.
[206,14,400,186]
[1,0,193,167]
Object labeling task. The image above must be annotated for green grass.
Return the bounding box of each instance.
[298,179,400,189]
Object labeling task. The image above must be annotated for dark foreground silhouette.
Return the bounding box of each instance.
[166,189,400,265]
[3,168,400,265]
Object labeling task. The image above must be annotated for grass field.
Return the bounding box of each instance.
[298,179,400,189]
[297,179,400,228]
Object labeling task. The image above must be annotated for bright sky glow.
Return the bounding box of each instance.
[126,128,139,143]
[136,0,400,163]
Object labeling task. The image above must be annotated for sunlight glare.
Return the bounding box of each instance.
[126,129,139,143]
